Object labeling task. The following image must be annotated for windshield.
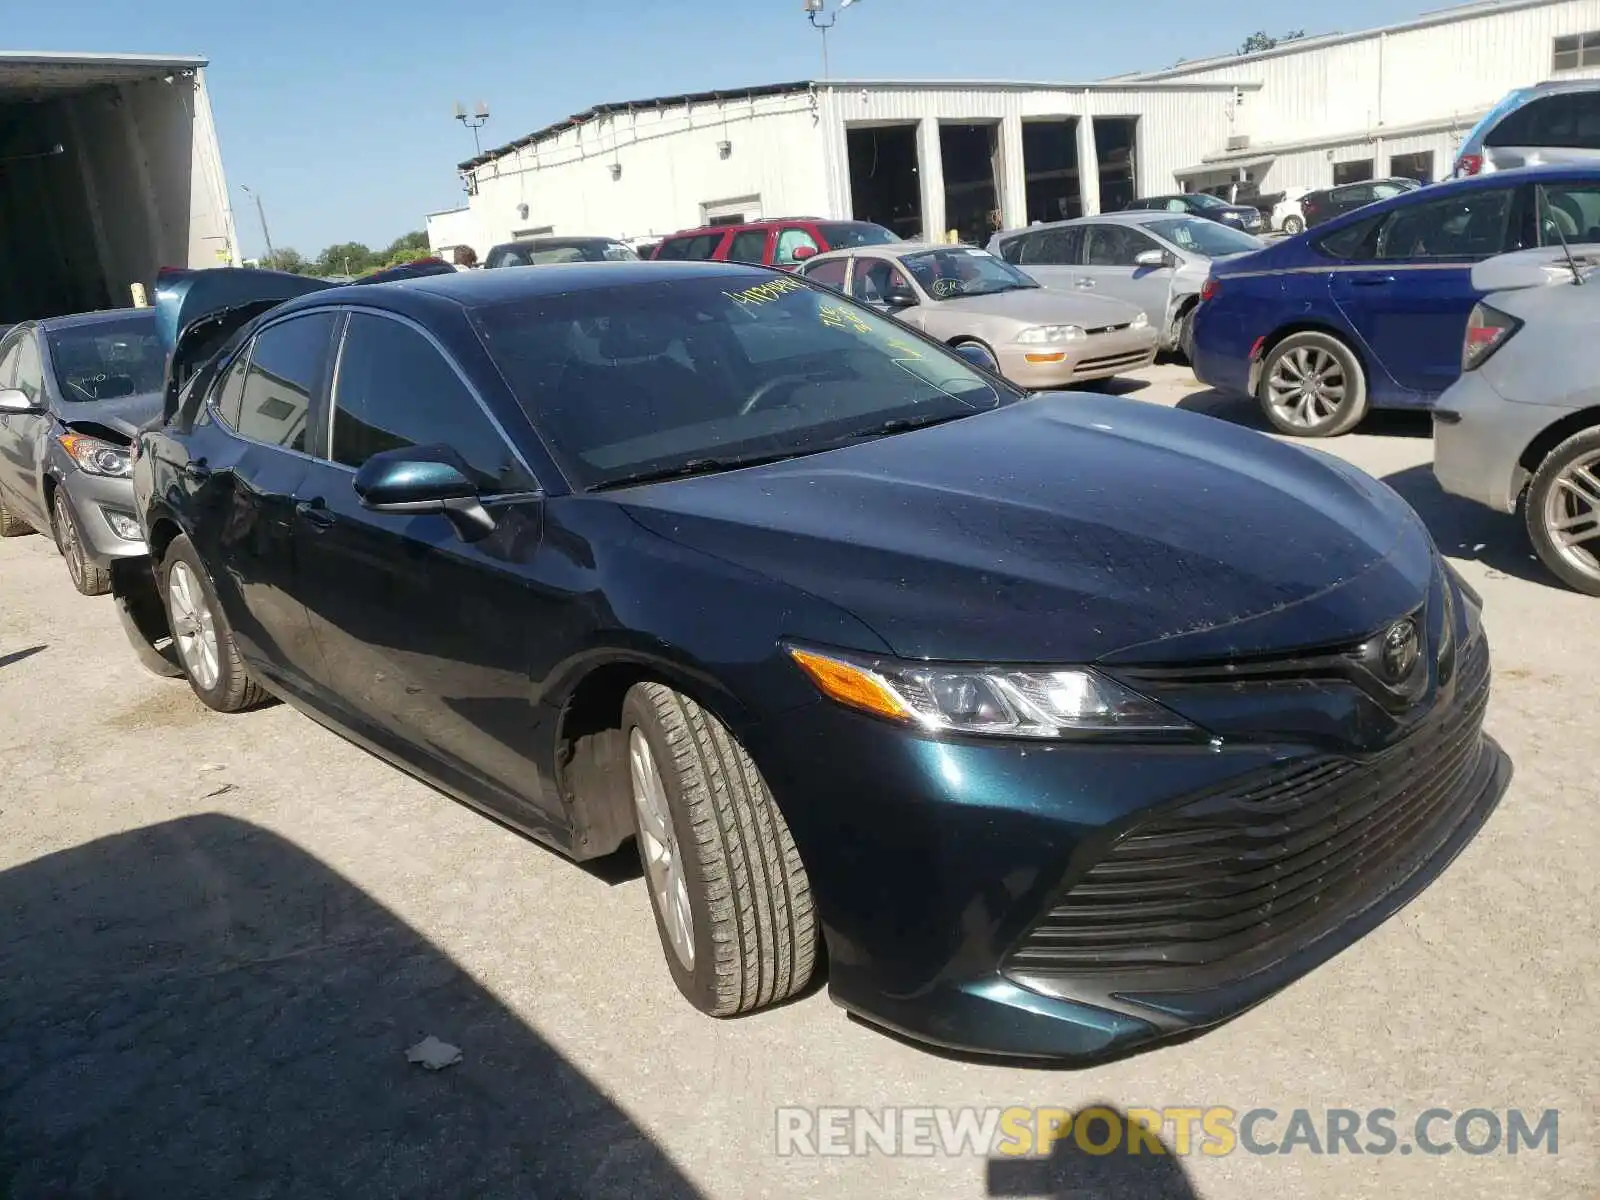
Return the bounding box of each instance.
[1146,217,1263,257]
[471,273,1014,490]
[818,222,899,249]
[494,240,637,266]
[1186,193,1229,210]
[46,314,164,402]
[899,248,1038,300]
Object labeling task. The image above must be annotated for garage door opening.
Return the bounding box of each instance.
[940,122,1000,246]
[1022,118,1081,224]
[846,124,921,239]
[0,56,231,325]
[1093,116,1139,212]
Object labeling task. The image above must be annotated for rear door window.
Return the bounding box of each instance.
[725,229,770,264]
[850,258,914,304]
[801,257,848,291]
[1487,90,1600,149]
[1537,180,1600,242]
[656,233,725,261]
[235,312,339,452]
[774,227,821,266]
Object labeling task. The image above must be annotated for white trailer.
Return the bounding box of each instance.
[0,52,238,323]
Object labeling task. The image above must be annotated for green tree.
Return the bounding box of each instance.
[257,247,309,275]
[316,241,376,277]
[1237,29,1305,55]
[380,230,430,261]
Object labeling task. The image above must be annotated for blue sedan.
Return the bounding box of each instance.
[1189,165,1600,436]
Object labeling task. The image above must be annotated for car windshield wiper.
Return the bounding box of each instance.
[591,450,813,491]
[839,410,976,442]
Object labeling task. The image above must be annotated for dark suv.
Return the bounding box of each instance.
[650,218,897,270]
[1299,178,1422,229]
[1124,193,1263,233]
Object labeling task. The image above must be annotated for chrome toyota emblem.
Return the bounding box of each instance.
[1379,618,1421,683]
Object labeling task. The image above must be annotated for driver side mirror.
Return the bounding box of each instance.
[0,387,42,414]
[883,285,919,308]
[790,244,818,262]
[352,444,496,543]
[1134,249,1170,269]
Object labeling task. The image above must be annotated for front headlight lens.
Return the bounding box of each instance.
[58,433,132,478]
[1015,324,1085,345]
[787,645,1194,737]
[1131,310,1150,329]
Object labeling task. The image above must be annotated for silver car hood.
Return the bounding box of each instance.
[936,285,1141,326]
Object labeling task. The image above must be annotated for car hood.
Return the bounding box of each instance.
[56,391,163,441]
[936,286,1141,326]
[620,394,1433,665]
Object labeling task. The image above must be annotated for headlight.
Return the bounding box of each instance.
[1015,324,1085,345]
[58,433,131,478]
[787,645,1195,738]
[1131,311,1149,329]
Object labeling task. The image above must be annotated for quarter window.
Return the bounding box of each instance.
[235,312,338,451]
[331,313,530,494]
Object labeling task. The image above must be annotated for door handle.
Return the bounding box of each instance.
[295,498,336,530]
[1350,275,1396,287]
[182,460,211,482]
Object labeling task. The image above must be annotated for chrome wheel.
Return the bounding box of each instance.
[54,493,83,588]
[1542,450,1600,585]
[167,560,220,691]
[1283,215,1304,236]
[630,727,694,971]
[1266,345,1347,430]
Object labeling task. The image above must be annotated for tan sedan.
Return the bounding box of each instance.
[797,242,1158,387]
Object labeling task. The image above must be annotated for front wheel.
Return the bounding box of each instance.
[623,682,817,1016]
[160,533,268,712]
[1525,426,1600,595]
[1256,331,1369,437]
[54,489,110,596]
[1282,214,1305,236]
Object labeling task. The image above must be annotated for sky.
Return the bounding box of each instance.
[12,0,1443,259]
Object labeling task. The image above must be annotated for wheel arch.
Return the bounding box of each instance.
[1517,406,1600,482]
[1250,320,1371,395]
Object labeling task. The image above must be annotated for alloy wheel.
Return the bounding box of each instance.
[167,560,221,692]
[54,493,83,588]
[630,727,695,970]
[1266,346,1347,431]
[1541,449,1600,586]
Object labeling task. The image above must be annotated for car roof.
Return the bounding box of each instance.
[35,307,154,332]
[805,241,968,263]
[490,236,619,250]
[275,259,790,316]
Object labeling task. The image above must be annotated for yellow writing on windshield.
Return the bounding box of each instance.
[817,303,873,334]
[884,337,924,359]
[725,276,806,306]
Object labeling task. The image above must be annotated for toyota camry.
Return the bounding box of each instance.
[113,260,1508,1062]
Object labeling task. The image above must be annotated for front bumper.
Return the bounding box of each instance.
[1433,370,1578,514]
[56,471,147,565]
[993,327,1159,388]
[759,617,1505,1062]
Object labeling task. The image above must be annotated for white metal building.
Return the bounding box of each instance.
[431,0,1600,257]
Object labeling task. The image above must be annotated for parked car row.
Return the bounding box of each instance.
[0,253,1504,1064]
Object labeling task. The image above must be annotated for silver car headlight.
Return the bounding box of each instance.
[787,645,1195,738]
[1015,324,1086,345]
[58,432,132,478]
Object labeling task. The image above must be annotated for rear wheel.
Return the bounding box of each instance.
[160,534,268,712]
[1282,214,1305,236]
[1525,426,1600,596]
[0,495,32,537]
[623,682,817,1016]
[53,490,110,596]
[1257,331,1368,437]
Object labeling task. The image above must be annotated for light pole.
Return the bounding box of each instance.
[239,184,274,260]
[802,0,860,80]
[454,101,491,157]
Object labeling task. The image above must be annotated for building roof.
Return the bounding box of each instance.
[1120,0,1562,81]
[460,75,1259,172]
[0,51,209,102]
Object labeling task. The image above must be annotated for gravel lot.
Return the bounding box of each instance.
[1,363,1593,1199]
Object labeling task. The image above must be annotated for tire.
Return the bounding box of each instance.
[1282,214,1305,236]
[1256,331,1368,438]
[53,489,110,596]
[0,494,33,537]
[1172,307,1194,363]
[1524,425,1600,596]
[623,682,817,1016]
[159,533,269,712]
[951,337,1001,374]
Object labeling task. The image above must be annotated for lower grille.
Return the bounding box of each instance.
[1006,636,1491,982]
[1075,348,1153,375]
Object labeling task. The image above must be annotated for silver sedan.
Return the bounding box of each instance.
[1433,246,1600,594]
[987,212,1263,353]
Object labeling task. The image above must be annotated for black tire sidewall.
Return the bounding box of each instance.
[953,337,1000,372]
[621,688,722,1013]
[160,535,245,709]
[1526,428,1600,595]
[53,489,98,595]
[1257,333,1367,437]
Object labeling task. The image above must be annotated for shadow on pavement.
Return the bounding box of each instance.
[1176,389,1434,439]
[0,644,45,670]
[0,814,701,1199]
[1069,376,1150,396]
[985,1102,1199,1198]
[1380,464,1556,587]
